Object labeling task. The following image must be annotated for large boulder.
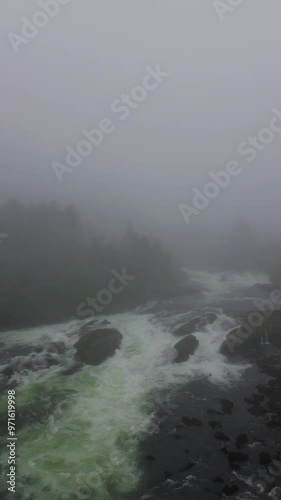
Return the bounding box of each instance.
[74,328,123,366]
[220,311,281,358]
[173,313,217,337]
[174,335,199,363]
[220,326,260,358]
[173,318,200,337]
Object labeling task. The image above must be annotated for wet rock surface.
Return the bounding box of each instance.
[244,353,281,428]
[220,311,281,359]
[173,313,217,337]
[130,361,281,500]
[74,328,123,366]
[173,335,199,363]
[0,342,66,394]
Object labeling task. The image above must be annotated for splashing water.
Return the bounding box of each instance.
[0,306,248,499]
[186,269,270,302]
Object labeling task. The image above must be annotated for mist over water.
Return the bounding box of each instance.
[0,270,267,499]
[1,1,281,499]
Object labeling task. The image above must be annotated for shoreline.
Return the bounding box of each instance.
[131,355,281,499]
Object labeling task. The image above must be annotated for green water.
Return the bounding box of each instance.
[0,311,246,499]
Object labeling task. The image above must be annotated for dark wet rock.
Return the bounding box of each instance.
[248,406,267,416]
[61,362,83,376]
[207,409,224,416]
[220,399,234,415]
[258,354,281,378]
[46,341,66,355]
[0,344,34,363]
[173,335,199,363]
[244,393,265,405]
[222,485,239,496]
[2,366,14,377]
[236,433,248,449]
[220,324,260,358]
[213,477,224,484]
[228,451,249,466]
[221,447,228,455]
[86,319,98,327]
[182,416,202,426]
[45,355,60,368]
[215,431,229,441]
[209,420,222,429]
[145,455,156,462]
[259,452,272,466]
[173,313,217,337]
[164,471,172,480]
[173,318,200,337]
[178,461,195,472]
[100,319,111,326]
[220,311,281,358]
[74,328,123,366]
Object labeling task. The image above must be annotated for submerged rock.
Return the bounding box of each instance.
[215,431,230,441]
[79,318,111,336]
[0,344,34,363]
[100,319,111,326]
[173,318,201,337]
[220,399,234,415]
[182,416,202,426]
[74,328,123,366]
[2,366,14,377]
[173,335,199,363]
[173,313,217,337]
[220,325,260,358]
[220,311,281,358]
[61,362,83,376]
[236,433,248,449]
[46,341,66,355]
[222,484,239,496]
[228,451,249,466]
[209,420,222,429]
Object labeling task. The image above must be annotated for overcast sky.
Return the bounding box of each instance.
[1,0,281,243]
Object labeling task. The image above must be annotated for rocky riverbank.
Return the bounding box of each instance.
[130,358,281,499]
[131,346,281,499]
[1,299,281,499]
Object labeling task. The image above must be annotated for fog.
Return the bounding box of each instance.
[2,4,281,499]
[1,0,281,259]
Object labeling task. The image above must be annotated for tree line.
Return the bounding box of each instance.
[0,200,182,330]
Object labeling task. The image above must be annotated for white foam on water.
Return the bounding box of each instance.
[0,308,249,499]
[186,269,270,302]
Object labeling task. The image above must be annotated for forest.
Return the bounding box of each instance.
[0,200,182,330]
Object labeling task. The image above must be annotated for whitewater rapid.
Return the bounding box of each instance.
[0,270,270,499]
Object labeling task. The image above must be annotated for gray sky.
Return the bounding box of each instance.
[1,0,281,244]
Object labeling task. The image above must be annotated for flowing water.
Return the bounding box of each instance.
[0,270,272,499]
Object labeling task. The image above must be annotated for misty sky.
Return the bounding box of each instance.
[1,0,281,244]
